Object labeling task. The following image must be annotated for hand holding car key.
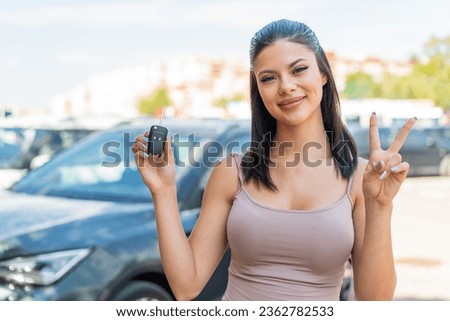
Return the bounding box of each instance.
[132,106,176,195]
[148,107,168,157]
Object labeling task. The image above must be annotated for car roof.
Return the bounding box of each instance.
[113,117,250,135]
[0,115,131,131]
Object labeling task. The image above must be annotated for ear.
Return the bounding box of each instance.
[321,73,328,86]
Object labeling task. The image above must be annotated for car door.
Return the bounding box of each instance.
[399,130,442,176]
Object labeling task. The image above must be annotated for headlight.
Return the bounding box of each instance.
[0,249,91,286]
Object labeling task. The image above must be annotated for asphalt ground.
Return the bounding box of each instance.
[391,176,450,300]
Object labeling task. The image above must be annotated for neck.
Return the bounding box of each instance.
[272,121,331,162]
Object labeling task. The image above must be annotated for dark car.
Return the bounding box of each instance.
[349,126,450,177]
[0,118,250,301]
[418,126,450,176]
[419,126,450,141]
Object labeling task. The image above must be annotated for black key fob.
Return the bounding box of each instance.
[148,125,168,157]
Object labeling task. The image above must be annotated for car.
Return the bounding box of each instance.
[0,118,251,301]
[419,126,450,141]
[417,126,450,176]
[0,117,353,301]
[0,115,135,190]
[0,122,95,189]
[348,126,450,177]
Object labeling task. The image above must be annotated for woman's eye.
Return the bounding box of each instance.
[260,75,275,83]
[293,66,308,74]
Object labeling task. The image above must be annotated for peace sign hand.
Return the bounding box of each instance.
[363,113,417,207]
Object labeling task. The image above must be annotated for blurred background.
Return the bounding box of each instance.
[0,0,449,301]
[1,0,449,123]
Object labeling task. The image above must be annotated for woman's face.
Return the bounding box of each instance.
[253,40,327,126]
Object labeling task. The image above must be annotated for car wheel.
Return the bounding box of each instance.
[439,155,450,176]
[112,281,173,301]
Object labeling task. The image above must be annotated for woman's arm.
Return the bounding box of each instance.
[351,159,397,300]
[351,114,416,300]
[132,135,239,300]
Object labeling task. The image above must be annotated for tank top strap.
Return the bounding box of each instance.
[231,153,244,186]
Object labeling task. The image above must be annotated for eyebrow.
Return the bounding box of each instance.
[256,58,307,76]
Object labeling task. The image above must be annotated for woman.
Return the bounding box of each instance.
[132,19,416,301]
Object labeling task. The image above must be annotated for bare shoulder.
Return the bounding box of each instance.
[205,153,241,202]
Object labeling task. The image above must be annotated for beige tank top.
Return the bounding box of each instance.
[222,154,354,301]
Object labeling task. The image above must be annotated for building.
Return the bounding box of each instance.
[341,98,443,127]
[326,51,412,91]
[51,55,250,119]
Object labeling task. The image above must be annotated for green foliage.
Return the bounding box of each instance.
[138,87,171,115]
[342,72,380,99]
[342,35,450,109]
[213,93,246,109]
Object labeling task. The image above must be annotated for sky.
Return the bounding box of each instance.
[1,0,449,109]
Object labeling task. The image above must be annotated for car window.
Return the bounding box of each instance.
[0,128,94,169]
[401,131,429,150]
[0,128,24,166]
[12,127,217,202]
[422,127,450,141]
[0,128,38,168]
[198,129,251,190]
[348,127,392,156]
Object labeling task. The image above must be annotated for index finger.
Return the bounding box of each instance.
[388,117,417,153]
[369,112,381,152]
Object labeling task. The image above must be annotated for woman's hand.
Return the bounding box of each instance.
[131,132,176,196]
[363,113,416,207]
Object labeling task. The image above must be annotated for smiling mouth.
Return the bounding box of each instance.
[278,96,305,108]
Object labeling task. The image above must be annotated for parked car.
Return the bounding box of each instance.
[0,118,354,301]
[0,115,135,190]
[349,126,450,177]
[0,118,250,301]
[0,123,95,189]
[419,126,450,141]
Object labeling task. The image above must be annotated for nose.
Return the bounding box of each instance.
[278,76,296,95]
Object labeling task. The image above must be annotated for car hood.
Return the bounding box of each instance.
[0,191,153,241]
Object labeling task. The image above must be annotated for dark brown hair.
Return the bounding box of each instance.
[242,19,358,191]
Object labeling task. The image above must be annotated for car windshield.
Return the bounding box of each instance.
[11,126,212,202]
[0,127,94,169]
[0,128,29,168]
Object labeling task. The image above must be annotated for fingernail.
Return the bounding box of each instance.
[413,116,417,121]
[372,112,376,116]
[391,165,399,172]
[376,160,383,169]
[379,170,388,180]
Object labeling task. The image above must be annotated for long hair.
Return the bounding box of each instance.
[242,19,358,191]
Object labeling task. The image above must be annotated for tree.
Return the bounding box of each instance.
[213,93,246,109]
[341,35,449,109]
[342,72,380,99]
[391,36,450,109]
[138,87,171,115]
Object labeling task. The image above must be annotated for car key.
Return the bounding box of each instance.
[148,108,168,157]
